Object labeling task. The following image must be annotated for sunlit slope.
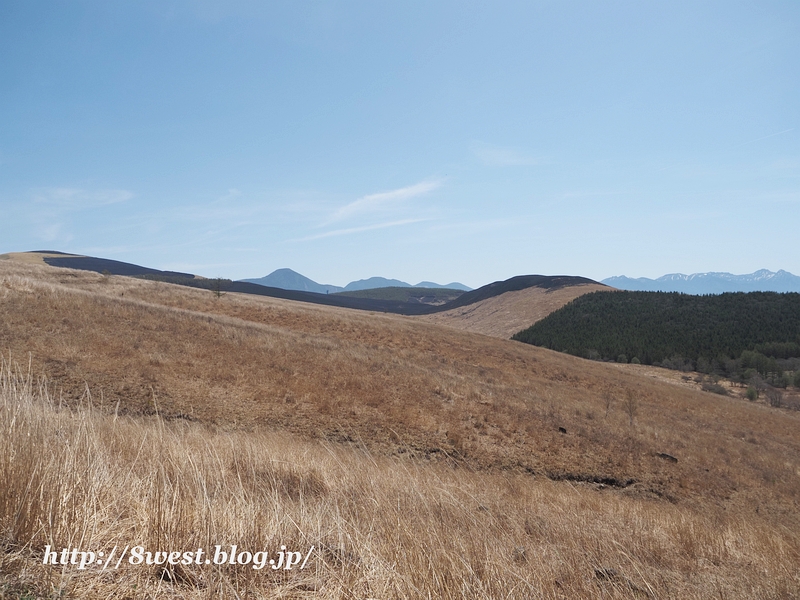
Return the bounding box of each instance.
[1,259,799,518]
[4,362,798,599]
[417,282,611,338]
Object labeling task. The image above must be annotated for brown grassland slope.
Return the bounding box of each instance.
[1,258,799,599]
[416,283,611,339]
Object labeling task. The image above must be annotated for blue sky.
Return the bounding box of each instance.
[1,1,798,288]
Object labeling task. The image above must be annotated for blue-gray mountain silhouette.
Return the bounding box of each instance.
[602,270,800,294]
[241,268,343,294]
[241,269,471,293]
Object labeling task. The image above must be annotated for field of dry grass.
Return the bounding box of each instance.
[1,258,800,598]
[416,283,611,339]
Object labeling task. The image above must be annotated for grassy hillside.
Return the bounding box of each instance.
[333,286,464,304]
[435,274,605,311]
[418,283,611,339]
[1,259,800,598]
[15,252,602,317]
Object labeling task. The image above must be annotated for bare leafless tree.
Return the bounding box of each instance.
[625,390,638,427]
[765,387,783,409]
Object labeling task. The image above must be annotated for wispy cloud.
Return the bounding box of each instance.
[215,188,242,203]
[37,223,72,243]
[32,187,134,209]
[471,142,542,167]
[294,218,429,241]
[427,216,531,235]
[732,128,794,149]
[25,187,133,245]
[328,179,442,223]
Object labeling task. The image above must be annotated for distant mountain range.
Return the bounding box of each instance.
[602,270,800,294]
[21,251,594,317]
[240,269,472,293]
[240,268,342,294]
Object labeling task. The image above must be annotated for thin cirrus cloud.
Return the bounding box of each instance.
[32,187,134,209]
[327,179,443,224]
[731,128,794,149]
[470,142,542,167]
[22,187,133,245]
[295,218,430,242]
[37,223,71,243]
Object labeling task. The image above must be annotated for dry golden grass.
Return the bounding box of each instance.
[1,259,800,598]
[611,362,800,407]
[2,358,799,599]
[416,283,611,339]
[0,252,78,266]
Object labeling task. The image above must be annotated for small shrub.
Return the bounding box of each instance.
[701,381,728,396]
[743,368,757,379]
[745,387,758,402]
[617,354,628,364]
[211,277,227,299]
[630,357,641,365]
[659,355,693,372]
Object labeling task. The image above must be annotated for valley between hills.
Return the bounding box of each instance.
[1,253,799,599]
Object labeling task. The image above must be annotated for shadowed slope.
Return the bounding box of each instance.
[41,252,195,278]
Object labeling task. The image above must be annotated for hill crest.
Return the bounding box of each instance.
[10,251,599,317]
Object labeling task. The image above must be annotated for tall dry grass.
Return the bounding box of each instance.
[2,355,799,599]
[4,260,800,510]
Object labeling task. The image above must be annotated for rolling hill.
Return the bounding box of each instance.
[418,281,612,338]
[5,252,603,322]
[31,250,196,278]
[332,285,465,305]
[1,256,799,598]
